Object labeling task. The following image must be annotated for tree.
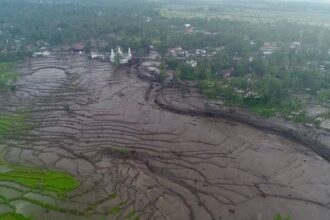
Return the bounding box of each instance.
[256,74,284,104]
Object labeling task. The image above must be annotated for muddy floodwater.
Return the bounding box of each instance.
[1,55,330,220]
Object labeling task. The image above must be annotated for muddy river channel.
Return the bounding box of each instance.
[1,55,330,220]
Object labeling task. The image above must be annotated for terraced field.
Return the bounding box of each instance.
[0,54,330,220]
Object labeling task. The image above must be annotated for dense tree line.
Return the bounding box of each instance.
[0,0,158,52]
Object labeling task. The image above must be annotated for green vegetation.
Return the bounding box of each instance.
[0,107,79,219]
[174,64,311,122]
[112,147,130,156]
[0,213,33,220]
[160,2,330,25]
[0,0,157,59]
[0,161,80,219]
[0,161,79,196]
[0,113,31,141]
[0,155,80,219]
[0,62,18,92]
[318,89,330,103]
[125,210,140,220]
[274,213,292,220]
[109,201,127,215]
[110,192,118,199]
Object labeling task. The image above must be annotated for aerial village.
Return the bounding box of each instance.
[1,21,330,71]
[30,42,133,64]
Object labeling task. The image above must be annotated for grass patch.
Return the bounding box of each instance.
[274,213,292,220]
[109,201,127,215]
[0,113,31,140]
[0,160,80,196]
[0,155,80,219]
[125,210,140,220]
[110,192,117,199]
[0,212,33,220]
[0,104,80,219]
[0,62,18,92]
[112,147,130,156]
[250,101,309,123]
[160,5,330,25]
[251,105,277,118]
[17,197,82,216]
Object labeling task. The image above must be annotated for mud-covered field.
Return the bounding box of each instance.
[1,54,330,220]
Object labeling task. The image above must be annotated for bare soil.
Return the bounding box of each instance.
[1,54,330,220]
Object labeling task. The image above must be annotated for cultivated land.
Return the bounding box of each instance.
[0,54,330,220]
[160,5,330,25]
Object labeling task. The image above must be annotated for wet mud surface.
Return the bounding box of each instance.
[1,55,330,220]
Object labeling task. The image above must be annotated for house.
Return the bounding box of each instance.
[195,49,207,56]
[99,54,107,61]
[71,43,85,53]
[90,51,99,59]
[25,44,34,52]
[261,42,278,55]
[250,41,256,46]
[186,28,194,34]
[168,47,183,56]
[262,51,273,55]
[215,46,226,51]
[187,60,197,67]
[290,42,301,49]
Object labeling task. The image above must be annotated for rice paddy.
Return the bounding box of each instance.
[0,110,79,219]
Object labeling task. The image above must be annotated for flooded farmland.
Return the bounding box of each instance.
[1,54,330,220]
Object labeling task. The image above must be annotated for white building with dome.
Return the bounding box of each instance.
[110,47,132,64]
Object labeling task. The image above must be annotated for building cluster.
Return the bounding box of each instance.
[90,47,132,64]
[167,46,223,67]
[260,41,303,55]
[168,46,218,59]
[32,50,51,57]
[0,38,25,54]
[181,23,219,35]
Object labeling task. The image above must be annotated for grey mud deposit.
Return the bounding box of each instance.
[1,55,330,220]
